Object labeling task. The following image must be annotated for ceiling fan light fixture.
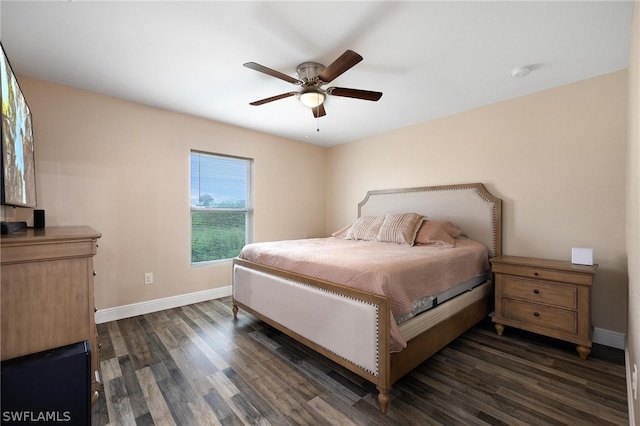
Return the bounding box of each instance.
[245,50,382,118]
[299,89,325,108]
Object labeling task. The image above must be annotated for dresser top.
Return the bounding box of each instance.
[491,255,598,274]
[0,226,101,246]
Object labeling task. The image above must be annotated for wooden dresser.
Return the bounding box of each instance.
[491,255,597,359]
[1,226,102,401]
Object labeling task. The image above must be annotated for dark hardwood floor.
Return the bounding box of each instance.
[91,297,628,425]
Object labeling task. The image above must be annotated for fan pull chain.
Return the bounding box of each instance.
[317,115,320,132]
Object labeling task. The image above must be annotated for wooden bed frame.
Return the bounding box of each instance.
[232,183,502,413]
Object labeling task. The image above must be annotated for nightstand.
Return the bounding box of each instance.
[490,255,597,359]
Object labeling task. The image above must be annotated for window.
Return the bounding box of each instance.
[190,151,252,264]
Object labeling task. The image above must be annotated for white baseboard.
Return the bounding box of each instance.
[592,327,626,350]
[95,286,232,324]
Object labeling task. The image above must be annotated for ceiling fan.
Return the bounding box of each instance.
[244,50,382,118]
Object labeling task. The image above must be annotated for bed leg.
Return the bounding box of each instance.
[232,304,238,319]
[377,387,390,413]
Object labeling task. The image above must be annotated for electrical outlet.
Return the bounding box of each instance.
[144,272,153,285]
[633,364,638,400]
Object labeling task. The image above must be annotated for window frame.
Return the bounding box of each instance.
[190,150,253,265]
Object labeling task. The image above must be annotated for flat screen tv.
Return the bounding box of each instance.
[0,42,36,209]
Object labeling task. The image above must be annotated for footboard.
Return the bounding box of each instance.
[232,258,392,411]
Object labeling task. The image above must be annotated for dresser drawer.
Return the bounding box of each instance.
[502,299,577,334]
[491,263,593,286]
[500,277,577,310]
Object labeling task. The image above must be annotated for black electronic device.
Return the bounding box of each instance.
[1,341,91,425]
[1,221,27,234]
[34,209,45,229]
[1,42,37,209]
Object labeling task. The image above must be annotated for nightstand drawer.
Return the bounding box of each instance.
[491,255,597,359]
[502,299,577,334]
[491,263,593,286]
[501,277,577,310]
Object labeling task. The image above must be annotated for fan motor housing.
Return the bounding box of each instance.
[296,62,325,84]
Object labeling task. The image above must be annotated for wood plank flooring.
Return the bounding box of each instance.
[91,296,628,425]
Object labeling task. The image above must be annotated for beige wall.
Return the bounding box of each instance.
[327,70,628,334]
[5,65,630,340]
[626,2,639,422]
[10,77,327,310]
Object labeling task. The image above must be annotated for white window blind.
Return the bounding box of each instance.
[190,151,252,263]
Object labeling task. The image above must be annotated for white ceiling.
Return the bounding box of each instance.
[0,1,634,147]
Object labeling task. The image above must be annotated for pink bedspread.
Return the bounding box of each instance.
[238,237,489,351]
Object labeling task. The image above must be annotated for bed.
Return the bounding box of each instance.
[232,182,502,413]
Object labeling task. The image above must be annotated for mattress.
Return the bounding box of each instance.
[398,280,494,342]
[238,236,490,351]
[394,271,488,324]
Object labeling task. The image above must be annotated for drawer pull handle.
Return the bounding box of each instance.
[533,289,540,294]
[533,312,540,317]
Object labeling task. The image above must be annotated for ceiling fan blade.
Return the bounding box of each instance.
[328,87,383,101]
[312,104,326,118]
[244,62,302,85]
[318,50,363,83]
[249,92,297,106]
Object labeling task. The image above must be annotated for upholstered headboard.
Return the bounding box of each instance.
[358,183,502,257]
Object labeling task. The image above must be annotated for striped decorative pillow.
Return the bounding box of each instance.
[375,212,425,246]
[346,215,384,241]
